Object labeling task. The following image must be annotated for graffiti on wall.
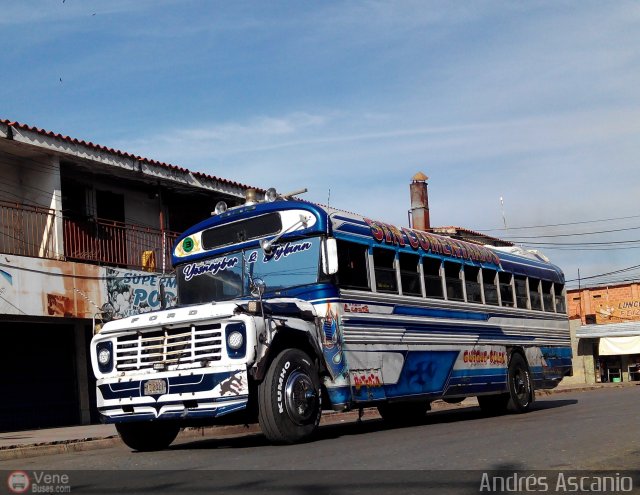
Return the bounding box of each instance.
[103,268,177,319]
[0,268,16,314]
[0,255,178,320]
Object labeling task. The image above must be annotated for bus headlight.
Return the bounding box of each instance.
[225,322,247,358]
[227,331,244,350]
[96,341,113,373]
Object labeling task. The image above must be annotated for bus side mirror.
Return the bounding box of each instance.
[322,238,339,275]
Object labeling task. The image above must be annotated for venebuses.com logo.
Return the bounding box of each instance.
[7,471,30,494]
[6,471,71,493]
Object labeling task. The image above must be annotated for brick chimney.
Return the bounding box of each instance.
[410,172,430,231]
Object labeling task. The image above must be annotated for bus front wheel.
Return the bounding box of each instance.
[477,352,533,415]
[258,348,322,444]
[115,420,180,451]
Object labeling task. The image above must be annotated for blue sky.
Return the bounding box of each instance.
[3,1,640,287]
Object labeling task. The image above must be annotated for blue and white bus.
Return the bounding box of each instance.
[90,189,571,450]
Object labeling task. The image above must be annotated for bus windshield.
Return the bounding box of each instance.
[176,237,322,305]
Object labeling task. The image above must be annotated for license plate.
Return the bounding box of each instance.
[143,379,167,396]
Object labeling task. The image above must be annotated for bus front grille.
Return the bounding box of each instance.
[114,323,222,371]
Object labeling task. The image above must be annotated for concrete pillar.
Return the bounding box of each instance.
[50,156,64,259]
[74,321,92,425]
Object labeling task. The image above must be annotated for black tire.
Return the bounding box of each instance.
[258,348,322,444]
[506,352,534,412]
[478,352,534,415]
[116,421,180,451]
[377,401,429,424]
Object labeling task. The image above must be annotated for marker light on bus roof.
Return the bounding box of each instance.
[213,201,228,215]
[245,188,258,205]
[265,187,278,202]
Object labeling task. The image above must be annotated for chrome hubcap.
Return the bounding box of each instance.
[514,368,530,404]
[284,370,317,425]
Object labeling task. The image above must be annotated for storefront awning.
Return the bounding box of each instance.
[599,336,640,356]
[576,321,640,338]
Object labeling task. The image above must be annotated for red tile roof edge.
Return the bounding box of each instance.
[1,118,256,191]
[433,225,514,246]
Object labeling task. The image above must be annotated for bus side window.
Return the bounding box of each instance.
[554,283,566,313]
[399,252,422,297]
[483,268,499,306]
[515,276,529,309]
[541,280,553,312]
[499,272,515,307]
[373,248,398,294]
[423,257,443,299]
[465,265,482,304]
[529,278,543,311]
[444,261,464,301]
[336,240,370,290]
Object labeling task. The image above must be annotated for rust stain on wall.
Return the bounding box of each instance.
[42,259,102,319]
[47,293,73,317]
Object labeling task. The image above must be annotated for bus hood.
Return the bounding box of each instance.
[97,302,240,335]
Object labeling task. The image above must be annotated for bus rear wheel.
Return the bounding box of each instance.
[258,348,322,444]
[115,420,180,451]
[506,352,533,412]
[477,352,533,415]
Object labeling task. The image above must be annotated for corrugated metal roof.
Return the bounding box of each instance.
[576,321,640,338]
[432,226,514,247]
[0,118,255,190]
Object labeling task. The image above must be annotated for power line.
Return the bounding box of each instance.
[502,225,640,240]
[566,264,640,283]
[478,213,640,232]
[520,239,640,246]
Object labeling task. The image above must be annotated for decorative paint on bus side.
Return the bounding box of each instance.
[363,217,501,266]
[175,234,202,258]
[321,303,348,379]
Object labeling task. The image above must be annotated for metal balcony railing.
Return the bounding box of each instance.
[63,217,179,272]
[0,200,58,259]
[0,200,179,272]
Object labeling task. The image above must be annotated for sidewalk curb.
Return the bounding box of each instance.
[0,437,120,461]
[1,384,637,461]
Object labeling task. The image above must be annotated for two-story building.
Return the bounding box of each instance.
[566,282,640,384]
[0,119,254,431]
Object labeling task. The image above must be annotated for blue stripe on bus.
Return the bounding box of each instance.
[342,315,505,334]
[99,372,234,400]
[540,347,573,358]
[339,298,562,322]
[450,368,506,378]
[393,305,488,321]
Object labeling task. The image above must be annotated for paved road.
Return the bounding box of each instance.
[1,387,639,493]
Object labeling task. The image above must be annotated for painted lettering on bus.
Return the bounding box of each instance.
[363,218,501,266]
[182,256,239,281]
[263,241,312,262]
[343,303,369,313]
[463,350,506,365]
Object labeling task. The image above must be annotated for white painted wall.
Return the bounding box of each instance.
[0,154,63,258]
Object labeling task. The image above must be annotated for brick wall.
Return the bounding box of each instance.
[567,282,640,324]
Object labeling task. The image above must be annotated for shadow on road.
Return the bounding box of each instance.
[170,398,578,452]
